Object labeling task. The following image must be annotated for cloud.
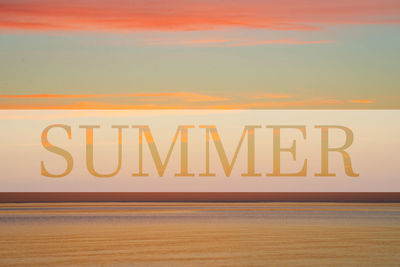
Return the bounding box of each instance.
[0,0,398,33]
[143,38,334,47]
[0,92,382,109]
[182,39,231,45]
[348,99,376,104]
[0,94,362,109]
[247,93,297,99]
[225,39,334,47]
[0,92,230,102]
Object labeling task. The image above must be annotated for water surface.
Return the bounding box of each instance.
[0,202,399,266]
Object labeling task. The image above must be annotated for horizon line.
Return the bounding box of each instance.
[1,192,399,203]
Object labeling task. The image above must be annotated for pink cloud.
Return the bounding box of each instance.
[0,0,398,32]
[182,39,231,44]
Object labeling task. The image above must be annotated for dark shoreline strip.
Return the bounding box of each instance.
[0,193,399,203]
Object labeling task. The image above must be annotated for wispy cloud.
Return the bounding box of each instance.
[0,0,398,33]
[348,99,376,104]
[247,93,297,99]
[225,39,334,47]
[143,38,334,47]
[0,92,380,109]
[182,39,231,45]
[0,92,230,102]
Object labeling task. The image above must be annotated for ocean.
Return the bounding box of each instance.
[0,202,399,266]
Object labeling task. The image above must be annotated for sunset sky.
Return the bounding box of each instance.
[0,0,399,108]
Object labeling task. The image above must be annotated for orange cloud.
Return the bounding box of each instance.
[0,93,384,109]
[348,99,376,104]
[0,0,398,32]
[248,93,297,99]
[0,92,230,102]
[0,98,346,109]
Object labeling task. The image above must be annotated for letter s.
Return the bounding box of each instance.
[41,124,73,178]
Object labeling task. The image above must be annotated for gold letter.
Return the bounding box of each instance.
[315,126,359,177]
[132,125,194,177]
[80,125,128,178]
[266,126,307,176]
[41,124,73,178]
[199,125,261,177]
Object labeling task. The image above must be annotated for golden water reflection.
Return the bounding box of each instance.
[0,202,399,266]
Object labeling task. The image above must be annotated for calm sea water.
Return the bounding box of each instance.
[0,202,399,266]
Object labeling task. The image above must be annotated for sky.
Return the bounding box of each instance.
[0,0,399,108]
[0,2,399,192]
